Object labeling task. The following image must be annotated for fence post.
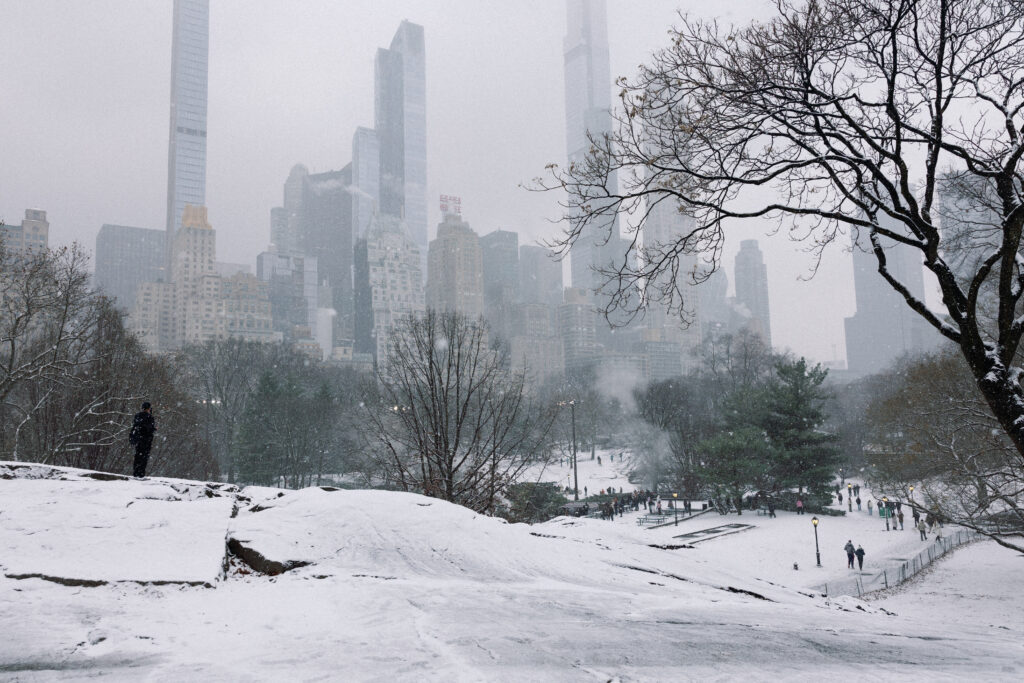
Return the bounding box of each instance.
[883,570,888,589]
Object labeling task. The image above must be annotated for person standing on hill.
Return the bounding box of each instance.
[918,518,928,541]
[855,545,866,570]
[844,540,856,569]
[796,498,804,515]
[129,401,157,478]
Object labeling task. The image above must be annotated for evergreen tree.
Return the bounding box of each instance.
[762,358,840,496]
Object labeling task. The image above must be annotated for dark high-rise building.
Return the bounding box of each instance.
[844,216,935,376]
[375,21,426,267]
[303,167,354,341]
[165,0,209,267]
[560,287,600,379]
[733,239,772,348]
[480,230,519,340]
[351,127,380,239]
[519,245,563,309]
[256,251,319,343]
[94,224,166,311]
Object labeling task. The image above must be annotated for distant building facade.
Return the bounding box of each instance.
[256,251,319,343]
[480,229,519,340]
[844,215,935,376]
[354,214,425,365]
[426,213,484,319]
[559,287,600,378]
[733,239,772,347]
[1,209,49,255]
[94,224,166,311]
[518,245,563,309]
[132,205,277,352]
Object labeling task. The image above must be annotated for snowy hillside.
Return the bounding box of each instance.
[1,461,1022,680]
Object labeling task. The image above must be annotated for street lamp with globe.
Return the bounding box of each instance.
[812,516,821,567]
[847,483,853,512]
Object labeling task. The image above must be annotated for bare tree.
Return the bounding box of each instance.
[867,351,1024,552]
[537,0,1024,462]
[364,310,555,513]
[1,242,104,457]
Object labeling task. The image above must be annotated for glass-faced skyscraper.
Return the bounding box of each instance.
[375,21,427,269]
[165,0,209,266]
[564,0,620,295]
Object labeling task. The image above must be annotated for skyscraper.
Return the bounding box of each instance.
[642,201,703,361]
[351,127,380,240]
[518,245,563,309]
[375,21,427,267]
[426,212,484,319]
[94,224,166,311]
[480,229,519,340]
[165,0,209,268]
[563,0,621,296]
[844,218,935,376]
[733,239,772,348]
[303,167,354,342]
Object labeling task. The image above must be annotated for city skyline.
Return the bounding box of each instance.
[1,0,874,365]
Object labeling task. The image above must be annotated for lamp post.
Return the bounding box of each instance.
[847,483,853,512]
[882,496,890,531]
[558,400,579,501]
[812,516,821,567]
[673,492,679,525]
[839,467,845,487]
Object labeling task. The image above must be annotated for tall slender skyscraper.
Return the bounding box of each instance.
[375,21,427,267]
[564,0,620,294]
[733,239,772,348]
[165,0,209,267]
[844,217,935,376]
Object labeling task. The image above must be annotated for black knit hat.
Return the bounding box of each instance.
[142,401,151,410]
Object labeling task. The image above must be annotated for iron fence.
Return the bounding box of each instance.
[819,528,979,598]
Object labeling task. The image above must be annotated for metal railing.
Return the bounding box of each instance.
[819,528,979,598]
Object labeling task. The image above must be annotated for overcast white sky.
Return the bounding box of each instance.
[0,0,862,364]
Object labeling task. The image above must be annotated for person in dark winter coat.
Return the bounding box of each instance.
[129,401,157,478]
[844,540,856,568]
[855,545,865,570]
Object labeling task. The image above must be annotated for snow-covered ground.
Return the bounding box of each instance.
[2,462,1022,680]
[525,447,636,496]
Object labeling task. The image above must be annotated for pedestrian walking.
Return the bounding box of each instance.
[897,510,905,530]
[838,492,843,505]
[856,496,862,511]
[767,500,776,518]
[844,540,856,569]
[129,401,157,479]
[867,499,873,515]
[855,545,866,570]
[796,498,804,515]
[918,519,928,540]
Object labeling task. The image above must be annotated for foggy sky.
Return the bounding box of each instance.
[1,0,862,364]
